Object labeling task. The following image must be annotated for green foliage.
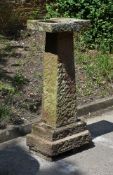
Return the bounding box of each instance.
[77,52,113,84]
[76,51,113,100]
[46,0,113,52]
[30,0,46,19]
[0,105,11,128]
[30,8,40,19]
[0,82,15,95]
[13,73,29,89]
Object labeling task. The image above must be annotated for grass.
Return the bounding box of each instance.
[76,50,113,102]
[13,73,29,89]
[1,33,113,128]
[77,51,113,83]
[0,104,11,128]
[0,81,15,94]
[0,34,42,129]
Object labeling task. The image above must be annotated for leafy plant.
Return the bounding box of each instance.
[30,8,40,19]
[0,104,11,128]
[13,73,29,89]
[46,0,113,53]
[77,51,113,83]
[0,81,15,95]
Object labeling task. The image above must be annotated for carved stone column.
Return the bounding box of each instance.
[27,18,92,160]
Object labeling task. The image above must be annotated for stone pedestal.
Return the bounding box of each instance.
[26,18,92,160]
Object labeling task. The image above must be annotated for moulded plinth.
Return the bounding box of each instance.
[27,121,91,160]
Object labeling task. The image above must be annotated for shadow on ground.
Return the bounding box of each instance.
[88,120,113,138]
[0,138,86,175]
[0,144,39,175]
[39,160,84,175]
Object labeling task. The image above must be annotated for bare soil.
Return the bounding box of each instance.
[0,34,113,128]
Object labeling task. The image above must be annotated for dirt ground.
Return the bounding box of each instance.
[0,33,113,128]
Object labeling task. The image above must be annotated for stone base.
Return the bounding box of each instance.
[26,121,91,160]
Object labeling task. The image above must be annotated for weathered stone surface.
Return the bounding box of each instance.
[57,32,77,127]
[42,32,77,128]
[27,130,91,157]
[42,53,58,127]
[31,120,87,141]
[27,30,46,53]
[27,18,90,32]
[26,18,91,159]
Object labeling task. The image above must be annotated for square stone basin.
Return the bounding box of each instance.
[27,18,90,32]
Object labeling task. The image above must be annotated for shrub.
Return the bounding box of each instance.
[30,0,47,19]
[46,0,113,52]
